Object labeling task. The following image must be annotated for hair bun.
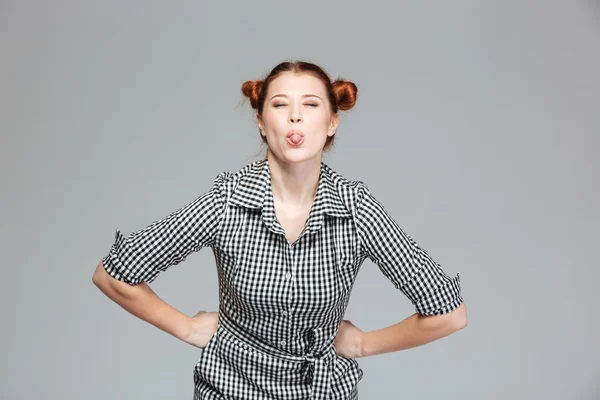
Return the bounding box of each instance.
[241,80,264,110]
[332,79,358,111]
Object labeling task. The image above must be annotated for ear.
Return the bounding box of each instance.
[256,114,266,137]
[327,113,339,137]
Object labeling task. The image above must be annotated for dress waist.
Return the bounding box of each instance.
[218,311,335,400]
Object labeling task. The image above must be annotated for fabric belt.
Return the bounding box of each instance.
[219,313,335,399]
[302,348,335,399]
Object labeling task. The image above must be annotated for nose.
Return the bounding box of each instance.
[289,103,303,124]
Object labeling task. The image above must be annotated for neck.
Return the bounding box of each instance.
[266,150,321,209]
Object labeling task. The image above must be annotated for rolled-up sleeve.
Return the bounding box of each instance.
[355,184,463,315]
[101,172,229,285]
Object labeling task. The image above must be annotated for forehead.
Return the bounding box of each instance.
[266,72,327,96]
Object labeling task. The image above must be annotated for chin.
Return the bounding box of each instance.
[279,148,320,164]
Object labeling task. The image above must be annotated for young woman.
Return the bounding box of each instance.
[92,60,467,400]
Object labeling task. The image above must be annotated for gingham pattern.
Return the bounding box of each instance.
[102,158,463,399]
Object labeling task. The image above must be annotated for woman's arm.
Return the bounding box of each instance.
[360,302,467,357]
[92,261,193,342]
[352,182,467,358]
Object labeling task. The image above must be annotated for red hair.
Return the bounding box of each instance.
[241,60,358,151]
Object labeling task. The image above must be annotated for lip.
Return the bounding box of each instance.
[286,129,304,138]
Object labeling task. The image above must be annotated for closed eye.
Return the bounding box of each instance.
[273,103,318,108]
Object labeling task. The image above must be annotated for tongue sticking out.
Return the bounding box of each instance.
[287,134,304,145]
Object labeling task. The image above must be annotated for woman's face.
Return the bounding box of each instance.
[257,72,338,164]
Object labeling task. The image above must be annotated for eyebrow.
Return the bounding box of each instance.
[269,94,323,101]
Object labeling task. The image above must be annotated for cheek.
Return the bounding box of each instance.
[312,112,332,129]
[262,111,282,129]
[310,107,331,121]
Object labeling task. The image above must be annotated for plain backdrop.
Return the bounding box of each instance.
[1,1,599,399]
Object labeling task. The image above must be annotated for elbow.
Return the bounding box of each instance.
[92,261,121,292]
[452,301,468,331]
[92,261,142,299]
[423,301,467,332]
[415,300,467,334]
[92,261,106,287]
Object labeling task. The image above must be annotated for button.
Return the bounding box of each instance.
[280,340,287,346]
[285,272,291,279]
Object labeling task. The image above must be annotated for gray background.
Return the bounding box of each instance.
[1,1,598,399]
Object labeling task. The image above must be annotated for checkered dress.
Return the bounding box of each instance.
[102,158,463,399]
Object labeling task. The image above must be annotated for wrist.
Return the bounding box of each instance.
[180,315,195,343]
[359,331,370,358]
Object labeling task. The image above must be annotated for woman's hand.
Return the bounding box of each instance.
[184,310,219,349]
[333,319,366,359]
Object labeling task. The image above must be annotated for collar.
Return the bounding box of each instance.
[229,158,352,236]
